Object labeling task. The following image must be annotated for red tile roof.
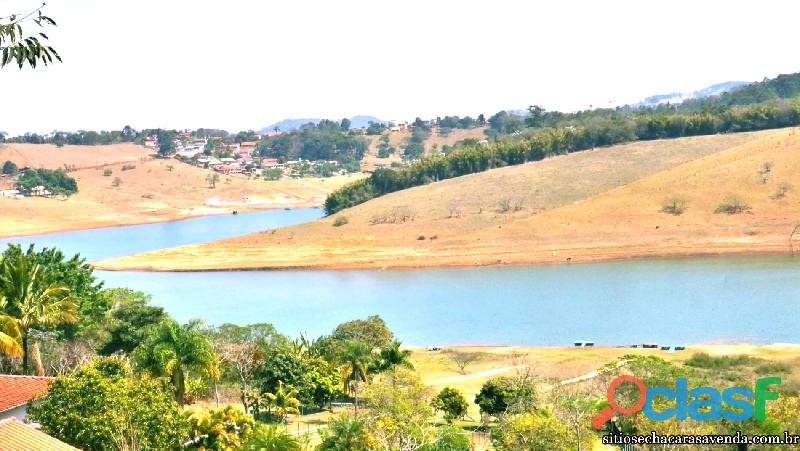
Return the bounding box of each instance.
[0,375,52,413]
[0,418,79,450]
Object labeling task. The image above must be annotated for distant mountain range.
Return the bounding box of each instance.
[259,115,383,133]
[637,81,751,107]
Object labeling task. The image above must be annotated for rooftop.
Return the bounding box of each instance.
[0,375,52,413]
[0,418,78,450]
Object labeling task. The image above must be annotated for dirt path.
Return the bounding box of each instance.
[425,365,528,385]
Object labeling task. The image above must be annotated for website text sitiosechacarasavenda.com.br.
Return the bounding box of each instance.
[603,431,800,446]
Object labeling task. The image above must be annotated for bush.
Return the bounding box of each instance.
[370,206,416,225]
[333,216,349,227]
[685,352,760,369]
[424,425,471,451]
[112,177,122,187]
[121,164,136,171]
[714,195,750,214]
[103,168,113,176]
[772,182,792,200]
[417,235,426,240]
[660,197,687,215]
[755,362,792,375]
[498,197,523,213]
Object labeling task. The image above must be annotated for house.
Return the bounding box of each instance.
[260,158,281,169]
[0,189,20,198]
[144,136,158,148]
[215,164,242,175]
[0,375,52,422]
[29,186,51,197]
[219,157,237,164]
[240,141,258,152]
[0,418,78,450]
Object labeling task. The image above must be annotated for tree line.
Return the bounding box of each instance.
[325,97,800,214]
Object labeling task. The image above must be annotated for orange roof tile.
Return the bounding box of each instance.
[0,375,52,413]
[0,418,79,450]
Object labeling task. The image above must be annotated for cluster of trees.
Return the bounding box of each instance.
[16,167,78,195]
[325,97,800,214]
[256,119,367,171]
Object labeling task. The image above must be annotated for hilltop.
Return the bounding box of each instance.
[259,115,383,133]
[0,143,362,237]
[94,127,800,271]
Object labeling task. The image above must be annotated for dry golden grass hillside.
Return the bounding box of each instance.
[0,143,363,237]
[93,128,795,271]
[361,127,488,171]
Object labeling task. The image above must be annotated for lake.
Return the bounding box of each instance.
[2,208,799,346]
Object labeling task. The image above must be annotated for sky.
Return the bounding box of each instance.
[3,0,800,136]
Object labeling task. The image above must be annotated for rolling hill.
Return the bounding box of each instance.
[94,128,800,271]
[0,143,362,237]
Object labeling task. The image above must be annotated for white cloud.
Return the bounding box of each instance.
[2,0,798,135]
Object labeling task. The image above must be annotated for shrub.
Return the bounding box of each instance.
[660,197,687,215]
[498,197,523,213]
[772,182,792,200]
[758,161,773,183]
[417,235,426,240]
[714,195,750,214]
[112,177,122,187]
[121,164,136,171]
[755,362,792,375]
[685,352,760,369]
[333,216,349,227]
[370,206,416,225]
[103,168,113,176]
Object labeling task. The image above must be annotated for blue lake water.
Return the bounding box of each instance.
[2,208,799,346]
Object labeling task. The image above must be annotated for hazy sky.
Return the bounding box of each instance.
[3,0,799,135]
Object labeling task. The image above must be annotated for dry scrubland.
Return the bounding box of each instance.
[94,128,800,270]
[0,143,362,237]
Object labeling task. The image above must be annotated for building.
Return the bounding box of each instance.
[29,186,52,197]
[0,418,78,450]
[214,164,242,175]
[0,375,52,422]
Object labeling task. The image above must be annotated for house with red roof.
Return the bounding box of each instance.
[0,418,78,450]
[0,375,52,422]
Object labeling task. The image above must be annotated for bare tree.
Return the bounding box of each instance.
[444,351,482,375]
[215,340,260,414]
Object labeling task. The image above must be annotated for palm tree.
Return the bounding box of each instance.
[264,380,301,422]
[376,340,413,372]
[318,415,370,451]
[0,312,22,357]
[132,319,218,405]
[339,340,373,414]
[0,255,77,373]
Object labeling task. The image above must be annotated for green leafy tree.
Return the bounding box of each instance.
[132,319,219,405]
[98,288,166,355]
[433,387,468,422]
[0,3,61,69]
[27,357,188,450]
[362,368,438,450]
[331,315,394,350]
[16,168,78,195]
[317,415,371,451]
[184,405,255,450]
[244,424,301,451]
[1,160,17,175]
[156,129,176,157]
[0,254,78,373]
